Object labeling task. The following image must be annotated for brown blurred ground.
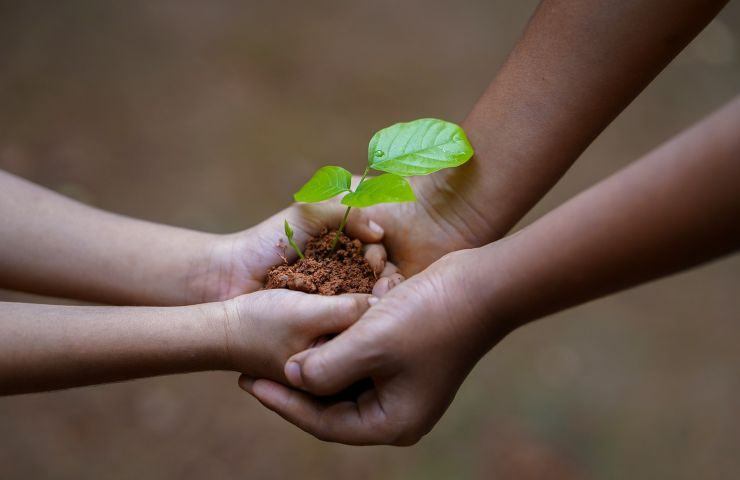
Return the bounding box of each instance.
[0,1,738,478]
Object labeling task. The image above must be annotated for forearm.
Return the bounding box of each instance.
[0,301,227,395]
[421,0,727,244]
[474,98,740,333]
[0,171,217,305]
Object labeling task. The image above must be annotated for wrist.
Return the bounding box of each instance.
[468,235,543,336]
[182,232,239,304]
[432,244,527,354]
[183,300,234,371]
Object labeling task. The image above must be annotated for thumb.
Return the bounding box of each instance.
[285,327,377,396]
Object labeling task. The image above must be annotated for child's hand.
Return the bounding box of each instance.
[220,289,374,382]
[187,203,403,303]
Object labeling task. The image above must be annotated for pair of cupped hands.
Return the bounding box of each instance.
[197,178,502,446]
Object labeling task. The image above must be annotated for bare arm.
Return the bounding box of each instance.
[383,0,728,274]
[447,0,729,240]
[0,290,372,396]
[241,97,740,445]
[0,171,389,305]
[473,96,740,328]
[0,301,223,395]
[0,171,215,305]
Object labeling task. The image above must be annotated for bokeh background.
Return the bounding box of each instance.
[1,1,739,478]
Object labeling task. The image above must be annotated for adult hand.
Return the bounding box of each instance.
[238,248,509,445]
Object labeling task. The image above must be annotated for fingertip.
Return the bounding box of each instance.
[363,244,387,275]
[285,361,304,388]
[388,273,405,290]
[238,375,255,393]
[381,261,399,277]
[251,379,289,406]
[345,210,384,243]
[372,277,391,297]
[368,220,384,237]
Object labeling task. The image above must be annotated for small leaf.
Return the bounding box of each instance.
[341,174,416,207]
[294,166,352,203]
[284,219,294,240]
[283,219,304,259]
[368,118,474,176]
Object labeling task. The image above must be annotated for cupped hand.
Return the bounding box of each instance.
[350,175,490,277]
[221,290,373,382]
[238,248,511,445]
[187,202,402,303]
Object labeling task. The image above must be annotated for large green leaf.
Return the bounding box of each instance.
[294,166,352,203]
[368,118,474,176]
[341,174,416,207]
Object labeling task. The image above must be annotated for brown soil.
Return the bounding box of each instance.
[265,229,375,295]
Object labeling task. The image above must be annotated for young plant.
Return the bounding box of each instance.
[291,118,474,249]
[283,220,305,259]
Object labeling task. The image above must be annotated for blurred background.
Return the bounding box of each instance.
[0,1,738,478]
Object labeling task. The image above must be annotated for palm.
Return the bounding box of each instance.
[198,202,386,302]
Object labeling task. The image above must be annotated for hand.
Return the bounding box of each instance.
[350,175,491,276]
[185,172,487,303]
[186,202,402,303]
[238,248,511,445]
[220,290,376,382]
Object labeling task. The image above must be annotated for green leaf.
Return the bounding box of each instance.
[294,166,352,203]
[341,174,416,207]
[368,118,474,176]
[284,219,294,240]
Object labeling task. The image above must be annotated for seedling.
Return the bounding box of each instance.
[283,220,305,259]
[289,118,474,250]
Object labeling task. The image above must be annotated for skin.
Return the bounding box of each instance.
[355,0,728,275]
[0,0,730,434]
[2,0,724,302]
[0,170,396,305]
[0,290,373,395]
[241,96,740,446]
[0,171,401,394]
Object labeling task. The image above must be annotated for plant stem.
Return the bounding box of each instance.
[331,206,351,249]
[331,167,370,249]
[288,238,305,259]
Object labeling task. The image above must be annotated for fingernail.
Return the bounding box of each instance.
[368,296,379,306]
[285,361,304,388]
[368,220,384,236]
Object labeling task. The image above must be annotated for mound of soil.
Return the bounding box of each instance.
[265,229,375,295]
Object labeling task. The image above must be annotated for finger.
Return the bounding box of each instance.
[343,209,384,244]
[284,327,378,396]
[363,243,387,275]
[371,277,391,297]
[380,261,398,278]
[311,335,330,348]
[288,293,371,338]
[245,378,390,445]
[372,272,405,297]
[238,374,256,393]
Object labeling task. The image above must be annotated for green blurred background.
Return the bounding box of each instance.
[1,1,739,478]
